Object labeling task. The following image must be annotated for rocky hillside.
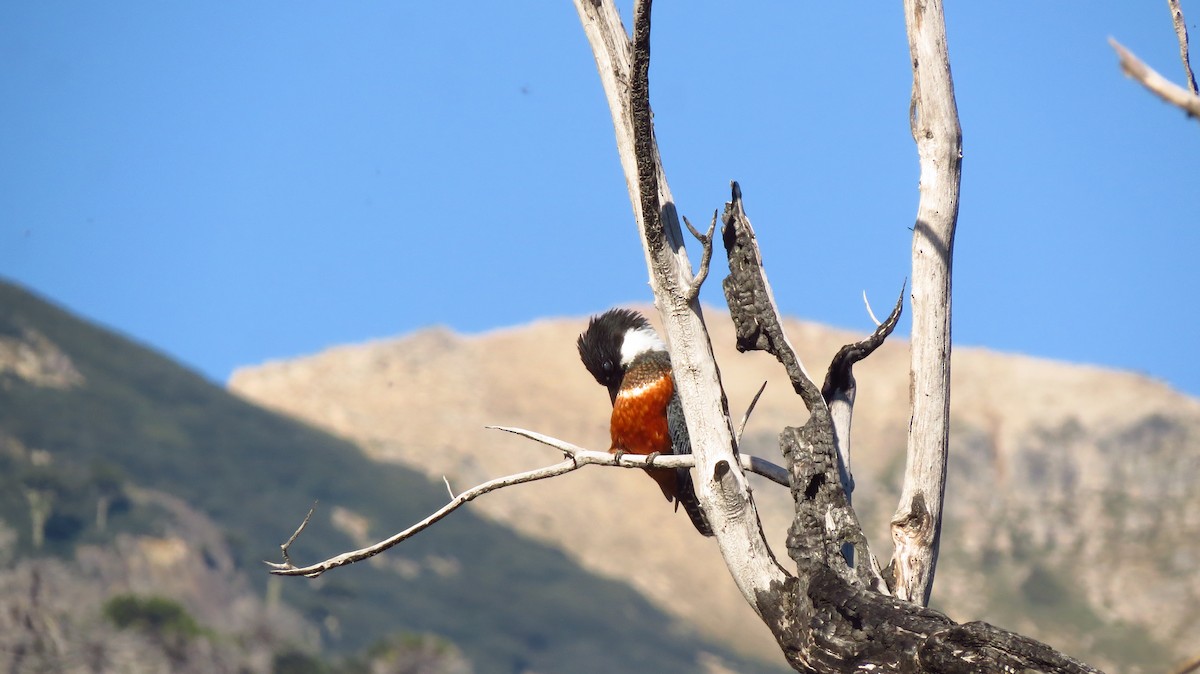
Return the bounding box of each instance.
[230,306,1200,673]
[0,281,777,674]
[0,482,325,674]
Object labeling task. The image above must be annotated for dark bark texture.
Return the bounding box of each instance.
[719,182,1103,674]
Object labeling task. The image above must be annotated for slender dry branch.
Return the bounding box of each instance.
[862,290,883,327]
[1111,37,1200,118]
[891,0,962,607]
[736,380,768,444]
[682,212,717,303]
[1169,0,1198,95]
[265,427,789,577]
[278,501,318,568]
[490,425,789,485]
[267,455,578,577]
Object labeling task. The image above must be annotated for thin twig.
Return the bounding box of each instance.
[736,381,768,444]
[683,212,717,303]
[1169,0,1198,95]
[862,290,883,327]
[267,457,580,577]
[278,501,318,567]
[1110,37,1200,118]
[442,476,454,499]
[266,427,790,578]
[488,425,589,456]
[490,426,789,484]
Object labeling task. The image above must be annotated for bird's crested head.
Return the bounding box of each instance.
[577,308,666,392]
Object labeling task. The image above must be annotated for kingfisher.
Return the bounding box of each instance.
[577,308,713,536]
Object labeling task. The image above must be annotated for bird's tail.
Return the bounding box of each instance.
[675,469,713,537]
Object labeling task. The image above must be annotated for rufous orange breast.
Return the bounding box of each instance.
[610,364,678,501]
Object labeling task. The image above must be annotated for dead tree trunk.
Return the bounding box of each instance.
[576,1,1103,671]
[268,2,1115,670]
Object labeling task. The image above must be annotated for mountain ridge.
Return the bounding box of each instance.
[231,305,1200,673]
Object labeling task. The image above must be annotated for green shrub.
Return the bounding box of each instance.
[272,649,330,674]
[102,594,201,639]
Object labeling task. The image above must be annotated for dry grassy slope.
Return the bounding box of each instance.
[229,307,1200,669]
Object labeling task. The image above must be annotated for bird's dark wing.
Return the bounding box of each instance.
[667,390,714,537]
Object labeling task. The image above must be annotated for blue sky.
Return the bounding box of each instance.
[3,3,1198,396]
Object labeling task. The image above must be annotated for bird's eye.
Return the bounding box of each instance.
[602,360,614,373]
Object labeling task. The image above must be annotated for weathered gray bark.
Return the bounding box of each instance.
[888,0,963,607]
[1168,0,1198,95]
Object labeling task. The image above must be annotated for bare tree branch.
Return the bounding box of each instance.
[278,501,318,569]
[488,425,789,485]
[682,212,717,303]
[1169,0,1199,95]
[1111,37,1200,118]
[266,427,789,577]
[890,0,963,607]
[862,290,883,327]
[736,380,768,444]
[267,455,578,578]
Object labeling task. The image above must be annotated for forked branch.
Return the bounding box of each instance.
[682,212,717,302]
